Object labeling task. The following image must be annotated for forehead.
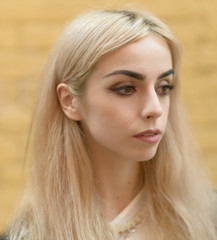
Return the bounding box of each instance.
[92,33,172,77]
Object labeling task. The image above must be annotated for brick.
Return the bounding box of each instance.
[0,1,87,21]
[21,22,62,49]
[0,50,46,78]
[0,105,30,134]
[0,184,25,230]
[1,0,217,232]
[0,23,17,49]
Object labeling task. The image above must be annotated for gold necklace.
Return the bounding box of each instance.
[115,207,147,240]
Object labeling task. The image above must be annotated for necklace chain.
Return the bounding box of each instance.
[115,207,147,240]
[119,221,142,240]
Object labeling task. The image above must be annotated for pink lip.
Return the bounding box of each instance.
[133,129,162,143]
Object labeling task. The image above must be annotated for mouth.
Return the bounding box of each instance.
[133,129,162,143]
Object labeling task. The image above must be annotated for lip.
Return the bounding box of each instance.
[133,128,162,143]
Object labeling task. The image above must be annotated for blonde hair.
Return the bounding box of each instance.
[9,9,216,240]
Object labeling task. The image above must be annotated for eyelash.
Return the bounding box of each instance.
[111,84,174,96]
[158,85,174,96]
[112,85,136,95]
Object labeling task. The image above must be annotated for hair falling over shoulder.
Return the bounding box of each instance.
[8,8,217,240]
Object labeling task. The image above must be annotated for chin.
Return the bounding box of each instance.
[133,146,158,162]
[137,156,155,162]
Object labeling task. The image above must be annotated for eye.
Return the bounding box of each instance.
[157,84,174,96]
[112,85,136,95]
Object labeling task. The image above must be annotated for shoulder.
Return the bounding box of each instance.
[0,234,8,240]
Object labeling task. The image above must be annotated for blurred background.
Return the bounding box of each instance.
[0,0,217,231]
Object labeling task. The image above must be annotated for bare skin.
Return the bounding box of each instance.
[57,34,173,220]
[89,144,144,220]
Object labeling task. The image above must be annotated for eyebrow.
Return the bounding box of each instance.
[104,69,174,81]
[104,70,145,81]
[158,69,174,80]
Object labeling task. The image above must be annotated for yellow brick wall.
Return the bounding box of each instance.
[0,0,217,231]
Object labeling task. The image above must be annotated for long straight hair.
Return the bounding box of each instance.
[9,9,216,240]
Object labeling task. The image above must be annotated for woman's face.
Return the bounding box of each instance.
[78,34,173,162]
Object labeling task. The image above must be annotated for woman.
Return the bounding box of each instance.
[4,9,217,240]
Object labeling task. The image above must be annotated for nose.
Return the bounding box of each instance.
[140,89,163,120]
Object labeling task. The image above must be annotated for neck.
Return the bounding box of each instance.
[90,152,144,221]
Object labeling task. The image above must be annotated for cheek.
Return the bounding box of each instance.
[80,97,133,139]
[80,99,114,133]
[84,95,132,122]
[167,99,171,115]
[163,100,170,123]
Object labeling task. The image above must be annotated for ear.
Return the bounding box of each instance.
[56,83,82,121]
